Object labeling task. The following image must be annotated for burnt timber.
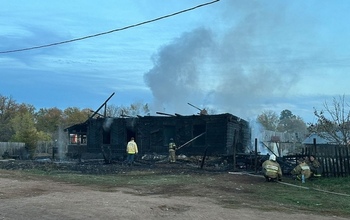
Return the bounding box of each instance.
[66,113,250,160]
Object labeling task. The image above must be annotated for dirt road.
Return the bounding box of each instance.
[0,169,347,220]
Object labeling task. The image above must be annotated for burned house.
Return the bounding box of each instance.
[65,113,251,160]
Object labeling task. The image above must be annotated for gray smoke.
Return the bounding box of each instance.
[144,27,214,113]
[144,1,315,119]
[103,118,114,132]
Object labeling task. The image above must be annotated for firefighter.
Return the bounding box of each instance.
[168,138,177,163]
[261,154,282,182]
[291,158,311,182]
[126,137,138,165]
[306,155,322,177]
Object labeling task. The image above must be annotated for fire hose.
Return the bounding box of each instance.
[176,132,206,150]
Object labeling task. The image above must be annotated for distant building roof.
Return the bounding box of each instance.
[302,133,332,145]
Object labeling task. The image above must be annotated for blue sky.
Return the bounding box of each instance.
[1,0,350,124]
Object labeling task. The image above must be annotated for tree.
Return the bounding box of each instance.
[106,103,150,117]
[35,107,63,135]
[277,109,295,132]
[278,115,307,135]
[257,110,279,131]
[277,109,307,134]
[129,102,150,116]
[279,109,293,120]
[11,111,51,158]
[105,104,127,117]
[0,95,19,141]
[62,107,90,128]
[310,95,350,146]
[257,109,307,135]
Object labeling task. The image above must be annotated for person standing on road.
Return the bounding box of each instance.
[126,137,138,165]
[261,154,282,182]
[168,138,177,163]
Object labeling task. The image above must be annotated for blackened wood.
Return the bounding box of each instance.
[200,147,208,169]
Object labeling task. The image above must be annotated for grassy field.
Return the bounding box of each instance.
[249,177,350,216]
[5,168,350,218]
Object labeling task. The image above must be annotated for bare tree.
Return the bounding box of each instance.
[106,102,150,118]
[257,110,279,131]
[310,95,350,146]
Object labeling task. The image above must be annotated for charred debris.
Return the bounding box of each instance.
[65,93,251,169]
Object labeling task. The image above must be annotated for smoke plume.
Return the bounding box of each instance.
[144,1,312,119]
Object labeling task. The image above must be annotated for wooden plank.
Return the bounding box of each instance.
[328,146,335,177]
[338,147,344,177]
[318,147,326,177]
[335,146,339,177]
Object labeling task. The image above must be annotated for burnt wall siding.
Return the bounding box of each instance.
[200,116,227,156]
[87,118,123,154]
[226,119,250,155]
[80,113,250,158]
[87,119,103,153]
[137,116,168,153]
[240,120,251,152]
[175,117,193,151]
[136,117,150,153]
[226,121,236,155]
[112,119,127,154]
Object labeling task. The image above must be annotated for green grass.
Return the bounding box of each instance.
[308,177,350,193]
[243,177,350,217]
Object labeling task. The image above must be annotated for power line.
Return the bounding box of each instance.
[0,0,220,54]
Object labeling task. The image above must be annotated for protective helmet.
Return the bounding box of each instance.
[269,154,276,161]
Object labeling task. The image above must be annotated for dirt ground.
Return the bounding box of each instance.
[0,160,348,220]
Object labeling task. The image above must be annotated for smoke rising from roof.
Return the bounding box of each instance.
[144,1,312,119]
[144,28,214,113]
[103,118,113,132]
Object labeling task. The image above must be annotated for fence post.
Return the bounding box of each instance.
[339,146,344,177]
[313,138,317,156]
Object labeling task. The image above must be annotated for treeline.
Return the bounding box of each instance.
[0,94,150,156]
[257,95,350,147]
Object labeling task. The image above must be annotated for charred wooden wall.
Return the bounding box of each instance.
[84,113,250,158]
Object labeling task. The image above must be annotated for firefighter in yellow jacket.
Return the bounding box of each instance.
[306,155,322,177]
[126,137,138,165]
[291,158,311,182]
[168,138,176,163]
[262,154,282,182]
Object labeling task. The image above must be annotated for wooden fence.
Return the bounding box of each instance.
[0,142,25,159]
[301,144,350,177]
[0,141,66,159]
[249,137,350,177]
